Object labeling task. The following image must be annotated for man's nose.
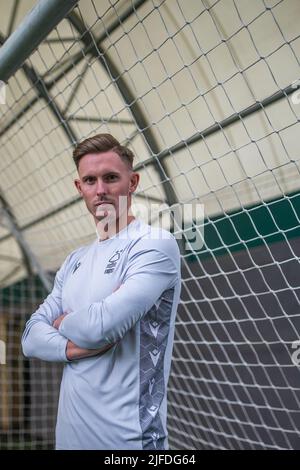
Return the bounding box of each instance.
[96,179,107,196]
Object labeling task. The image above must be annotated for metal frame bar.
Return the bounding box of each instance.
[68,10,183,247]
[67,116,134,125]
[0,0,80,292]
[2,83,294,240]
[0,0,149,137]
[0,34,79,291]
[22,62,78,145]
[0,192,166,245]
[0,0,79,83]
[0,190,52,291]
[0,80,295,245]
[44,37,78,43]
[43,0,151,84]
[1,0,295,263]
[0,1,156,268]
[134,83,298,171]
[3,63,79,291]
[0,0,79,289]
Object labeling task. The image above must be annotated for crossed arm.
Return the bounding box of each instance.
[21,251,113,363]
[22,238,180,363]
[53,314,113,361]
[51,281,124,360]
[22,307,114,362]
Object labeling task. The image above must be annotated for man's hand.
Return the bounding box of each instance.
[53,312,114,361]
[53,313,68,330]
[66,340,114,361]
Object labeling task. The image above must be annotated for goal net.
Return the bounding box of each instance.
[0,0,300,449]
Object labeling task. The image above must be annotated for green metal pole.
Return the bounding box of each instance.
[0,0,79,83]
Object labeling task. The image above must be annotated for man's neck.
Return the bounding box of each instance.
[95,214,135,241]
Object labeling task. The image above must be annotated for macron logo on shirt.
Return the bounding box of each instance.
[104,250,124,274]
[72,260,81,274]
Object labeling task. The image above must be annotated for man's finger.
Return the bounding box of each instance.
[53,313,67,329]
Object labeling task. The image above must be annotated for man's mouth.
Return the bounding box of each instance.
[95,201,114,207]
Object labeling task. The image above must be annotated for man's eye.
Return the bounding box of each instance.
[106,175,118,181]
[85,178,95,184]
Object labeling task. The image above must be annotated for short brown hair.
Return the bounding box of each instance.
[73,133,134,169]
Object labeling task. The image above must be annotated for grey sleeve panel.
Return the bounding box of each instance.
[59,237,180,349]
[21,252,75,362]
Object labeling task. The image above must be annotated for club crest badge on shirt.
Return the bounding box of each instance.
[104,249,124,274]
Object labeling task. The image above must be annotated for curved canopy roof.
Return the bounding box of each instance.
[0,0,299,288]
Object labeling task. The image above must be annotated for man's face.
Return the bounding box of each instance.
[74,151,139,225]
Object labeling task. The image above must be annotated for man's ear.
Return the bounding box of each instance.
[74,179,83,196]
[129,172,140,193]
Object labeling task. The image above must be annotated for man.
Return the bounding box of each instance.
[22,133,181,450]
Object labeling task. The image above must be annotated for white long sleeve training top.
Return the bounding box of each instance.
[22,219,181,450]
